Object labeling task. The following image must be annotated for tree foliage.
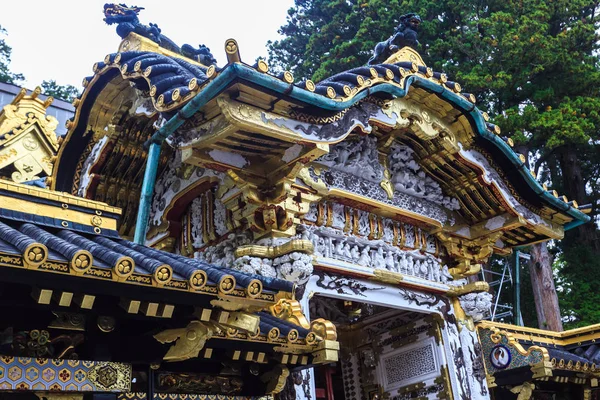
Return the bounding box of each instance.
[268,0,600,327]
[40,80,80,102]
[0,25,24,84]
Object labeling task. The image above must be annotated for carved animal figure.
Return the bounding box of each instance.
[103,4,217,66]
[153,321,213,362]
[181,44,218,66]
[368,13,422,65]
[293,102,380,140]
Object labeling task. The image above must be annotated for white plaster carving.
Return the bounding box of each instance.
[274,252,314,283]
[77,135,109,197]
[199,233,314,283]
[485,215,506,231]
[304,166,453,225]
[149,151,223,227]
[298,224,449,283]
[190,197,204,247]
[196,232,251,267]
[282,144,304,163]
[379,338,439,390]
[459,292,493,322]
[207,149,248,168]
[317,135,383,182]
[233,255,277,278]
[388,143,460,211]
[303,202,318,223]
[213,193,228,236]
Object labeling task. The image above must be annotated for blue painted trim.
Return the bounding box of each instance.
[134,142,162,244]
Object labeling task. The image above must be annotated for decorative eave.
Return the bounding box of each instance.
[54,37,588,230]
[0,180,340,378]
[477,321,600,389]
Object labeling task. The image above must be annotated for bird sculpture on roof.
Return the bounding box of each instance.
[368,13,422,65]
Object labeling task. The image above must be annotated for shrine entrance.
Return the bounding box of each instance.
[309,294,447,400]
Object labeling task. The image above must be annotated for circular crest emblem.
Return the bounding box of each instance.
[489,344,511,369]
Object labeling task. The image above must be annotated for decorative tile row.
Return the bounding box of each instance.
[0,355,131,392]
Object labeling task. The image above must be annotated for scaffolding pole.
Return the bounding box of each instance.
[514,250,521,326]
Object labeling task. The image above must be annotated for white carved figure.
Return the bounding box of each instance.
[334,240,345,257]
[407,255,414,275]
[350,245,360,262]
[441,265,453,283]
[405,225,415,248]
[357,246,372,266]
[304,202,318,222]
[459,292,493,322]
[190,197,204,247]
[383,220,394,243]
[385,250,396,271]
[413,260,421,277]
[332,203,346,230]
[432,261,441,282]
[317,136,384,183]
[316,237,326,257]
[399,253,408,273]
[427,259,435,280]
[420,260,429,278]
[300,227,311,242]
[373,247,386,269]
[342,243,353,259]
[358,211,370,237]
[213,196,228,236]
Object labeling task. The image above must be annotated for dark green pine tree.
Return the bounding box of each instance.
[0,25,24,84]
[268,0,600,328]
[40,80,80,102]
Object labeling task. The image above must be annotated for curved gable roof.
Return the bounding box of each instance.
[55,36,589,233]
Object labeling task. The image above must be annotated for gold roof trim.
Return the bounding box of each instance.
[0,179,121,214]
[478,320,600,346]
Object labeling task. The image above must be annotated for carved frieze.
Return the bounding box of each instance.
[299,200,452,284]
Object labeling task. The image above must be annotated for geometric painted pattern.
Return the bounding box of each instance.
[477,328,544,375]
[118,393,253,400]
[0,356,131,392]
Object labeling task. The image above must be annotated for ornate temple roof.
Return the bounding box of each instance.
[0,179,339,375]
[53,29,589,250]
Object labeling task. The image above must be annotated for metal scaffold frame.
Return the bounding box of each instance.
[481,251,530,325]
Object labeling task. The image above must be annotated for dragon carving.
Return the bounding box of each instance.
[368,13,422,65]
[103,3,217,66]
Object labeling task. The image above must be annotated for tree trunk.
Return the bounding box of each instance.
[529,242,563,331]
[557,145,599,251]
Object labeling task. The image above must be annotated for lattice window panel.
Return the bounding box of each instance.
[378,337,440,391]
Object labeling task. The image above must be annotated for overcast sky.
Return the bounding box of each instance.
[2,0,294,90]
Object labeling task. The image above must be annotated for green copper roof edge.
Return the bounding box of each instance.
[414,78,590,227]
[149,63,589,228]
